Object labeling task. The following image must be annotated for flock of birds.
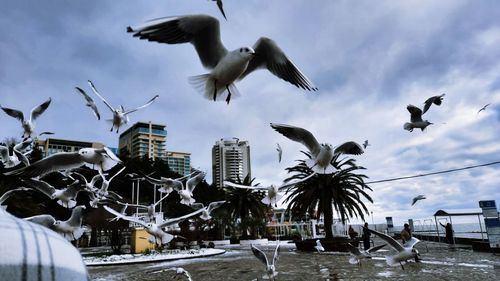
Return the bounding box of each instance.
[0,1,497,280]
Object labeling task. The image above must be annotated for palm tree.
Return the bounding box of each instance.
[222,175,268,239]
[283,152,372,239]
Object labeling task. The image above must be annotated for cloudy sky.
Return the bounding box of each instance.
[1,0,499,226]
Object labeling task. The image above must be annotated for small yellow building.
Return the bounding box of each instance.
[130,228,155,253]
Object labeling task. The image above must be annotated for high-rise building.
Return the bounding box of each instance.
[212,138,251,188]
[35,138,105,157]
[166,151,191,176]
[118,121,167,161]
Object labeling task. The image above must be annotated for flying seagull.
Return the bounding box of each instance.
[212,0,227,20]
[75,86,101,120]
[96,166,126,198]
[127,15,317,104]
[346,243,386,266]
[0,145,20,169]
[276,143,282,163]
[477,103,490,114]
[21,178,83,209]
[251,243,280,280]
[362,140,370,149]
[364,227,420,270]
[224,172,316,207]
[314,239,325,253]
[25,206,87,241]
[116,192,171,222]
[423,93,445,114]
[411,195,426,206]
[175,171,206,206]
[1,98,51,138]
[270,123,363,174]
[4,147,122,178]
[404,105,433,132]
[191,200,226,220]
[142,170,197,194]
[88,80,159,133]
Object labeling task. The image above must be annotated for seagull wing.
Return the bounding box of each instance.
[30,98,51,121]
[25,215,56,229]
[109,166,126,182]
[186,171,205,193]
[143,174,164,185]
[276,143,282,162]
[334,141,364,155]
[407,105,423,122]
[14,138,33,152]
[127,15,228,69]
[403,237,420,249]
[277,172,316,191]
[65,206,85,227]
[207,200,226,213]
[223,181,266,191]
[75,87,100,120]
[411,197,418,206]
[270,123,321,156]
[124,95,159,115]
[103,205,148,228]
[4,152,83,178]
[365,227,404,252]
[21,178,56,198]
[239,37,317,91]
[251,244,269,266]
[61,181,82,199]
[87,80,115,113]
[1,106,24,122]
[215,0,227,20]
[272,242,280,265]
[367,243,387,254]
[346,243,362,256]
[159,208,204,228]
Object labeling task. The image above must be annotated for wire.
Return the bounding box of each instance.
[365,160,500,184]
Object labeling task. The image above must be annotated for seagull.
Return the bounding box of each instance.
[0,187,31,206]
[87,80,159,133]
[0,145,21,168]
[127,15,317,104]
[1,97,51,138]
[103,205,201,246]
[212,0,227,20]
[116,192,170,222]
[314,239,325,253]
[165,267,193,281]
[21,178,83,208]
[107,203,129,222]
[477,103,490,114]
[25,206,87,241]
[191,200,226,220]
[4,147,122,178]
[346,243,386,266]
[71,172,102,194]
[75,86,101,120]
[224,172,316,207]
[423,93,445,114]
[411,195,426,206]
[251,243,280,280]
[142,171,196,194]
[364,227,420,270]
[404,105,433,132]
[270,123,364,174]
[276,143,282,163]
[175,171,206,205]
[362,140,370,149]
[96,166,126,198]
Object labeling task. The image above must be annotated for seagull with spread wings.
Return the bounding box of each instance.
[411,195,426,206]
[175,171,206,206]
[25,206,87,241]
[75,86,101,120]
[346,243,386,266]
[404,105,433,132]
[87,80,159,133]
[251,243,280,281]
[422,93,445,114]
[142,170,196,194]
[191,200,226,220]
[127,15,317,104]
[477,103,490,114]
[21,178,84,209]
[1,98,51,138]
[270,123,363,174]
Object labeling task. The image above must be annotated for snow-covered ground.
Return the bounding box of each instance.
[84,248,225,266]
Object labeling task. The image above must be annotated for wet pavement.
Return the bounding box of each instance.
[88,239,500,280]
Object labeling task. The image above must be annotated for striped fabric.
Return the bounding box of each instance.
[0,208,89,281]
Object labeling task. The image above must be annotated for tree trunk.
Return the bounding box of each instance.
[320,176,334,239]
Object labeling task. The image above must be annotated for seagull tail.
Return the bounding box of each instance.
[403,123,413,131]
[385,255,398,266]
[188,74,241,103]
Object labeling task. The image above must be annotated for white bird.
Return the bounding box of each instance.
[75,86,101,120]
[362,140,370,149]
[0,187,31,206]
[1,98,51,138]
[0,145,21,168]
[103,205,202,246]
[364,227,420,270]
[346,243,386,266]
[423,93,445,114]
[4,147,122,178]
[107,203,129,222]
[87,80,159,133]
[270,123,364,174]
[251,243,280,280]
[165,267,193,281]
[191,200,226,220]
[127,15,317,104]
[224,172,316,207]
[276,143,282,163]
[71,172,102,194]
[25,206,87,241]
[142,171,196,194]
[96,166,126,198]
[116,192,170,222]
[411,195,426,206]
[314,239,325,253]
[21,178,83,208]
[175,171,206,205]
[477,103,490,114]
[404,105,433,132]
